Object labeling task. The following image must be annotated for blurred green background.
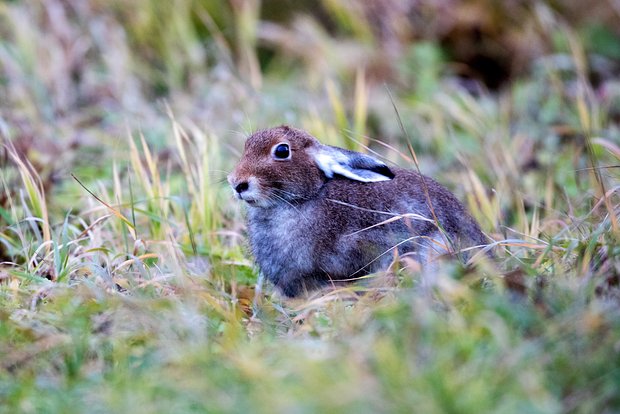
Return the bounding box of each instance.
[1,1,620,413]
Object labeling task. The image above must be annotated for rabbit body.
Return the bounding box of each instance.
[228,126,486,297]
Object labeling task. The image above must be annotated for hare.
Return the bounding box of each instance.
[228,126,487,297]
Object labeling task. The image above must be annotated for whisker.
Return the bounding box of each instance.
[268,191,315,227]
[271,188,311,201]
[270,193,302,214]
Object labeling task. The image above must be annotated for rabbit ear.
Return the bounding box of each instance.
[311,145,395,182]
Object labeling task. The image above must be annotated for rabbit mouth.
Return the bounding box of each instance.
[237,194,264,207]
[240,194,279,208]
[237,194,257,204]
[233,187,263,205]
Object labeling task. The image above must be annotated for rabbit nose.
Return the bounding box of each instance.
[235,181,249,194]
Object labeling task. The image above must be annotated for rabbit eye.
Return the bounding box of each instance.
[272,143,291,160]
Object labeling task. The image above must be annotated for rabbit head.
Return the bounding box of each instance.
[228,125,395,207]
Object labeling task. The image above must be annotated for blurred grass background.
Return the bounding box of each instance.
[1,0,620,412]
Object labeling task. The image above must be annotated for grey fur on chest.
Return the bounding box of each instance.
[247,205,317,285]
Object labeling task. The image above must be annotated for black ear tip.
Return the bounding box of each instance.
[372,165,395,179]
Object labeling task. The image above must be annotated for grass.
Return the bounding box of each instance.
[1,1,620,413]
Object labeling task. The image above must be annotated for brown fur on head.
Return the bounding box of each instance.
[227,126,325,208]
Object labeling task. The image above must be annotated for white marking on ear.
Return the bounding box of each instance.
[310,145,393,183]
